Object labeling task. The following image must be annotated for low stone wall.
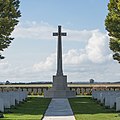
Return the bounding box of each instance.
[0,84,120,95]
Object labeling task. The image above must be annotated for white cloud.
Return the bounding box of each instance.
[85,30,112,63]
[31,26,112,72]
[12,21,112,64]
[0,61,10,70]
[12,21,102,42]
[29,25,117,82]
[63,49,87,65]
[66,29,93,41]
[32,32,112,72]
[33,53,56,71]
[12,21,55,40]
[1,21,119,82]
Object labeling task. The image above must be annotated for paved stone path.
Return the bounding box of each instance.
[42,98,76,120]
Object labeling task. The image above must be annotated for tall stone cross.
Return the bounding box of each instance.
[44,25,76,98]
[53,26,67,76]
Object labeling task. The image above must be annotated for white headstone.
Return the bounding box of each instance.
[81,88,85,95]
[100,91,107,104]
[14,91,20,104]
[2,92,11,108]
[110,92,120,108]
[33,88,37,95]
[86,88,90,94]
[9,91,16,106]
[105,92,111,107]
[76,88,80,95]
[28,88,32,95]
[0,97,4,112]
[116,97,120,111]
[38,88,42,95]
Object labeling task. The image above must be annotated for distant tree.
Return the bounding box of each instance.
[5,80,10,85]
[0,0,21,59]
[89,79,94,84]
[105,0,120,63]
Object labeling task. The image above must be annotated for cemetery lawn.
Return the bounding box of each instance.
[2,96,51,120]
[69,96,120,120]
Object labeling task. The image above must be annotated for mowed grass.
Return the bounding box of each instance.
[69,96,120,120]
[1,96,51,120]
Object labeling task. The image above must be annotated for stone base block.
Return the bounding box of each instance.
[44,89,76,98]
[44,75,76,98]
[53,75,67,90]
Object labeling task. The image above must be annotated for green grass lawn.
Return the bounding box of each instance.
[69,96,120,120]
[1,96,51,120]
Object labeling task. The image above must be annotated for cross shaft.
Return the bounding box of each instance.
[53,26,67,76]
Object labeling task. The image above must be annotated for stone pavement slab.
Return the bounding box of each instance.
[42,98,75,120]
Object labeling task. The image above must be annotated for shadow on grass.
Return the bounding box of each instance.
[3,97,51,119]
[69,96,116,115]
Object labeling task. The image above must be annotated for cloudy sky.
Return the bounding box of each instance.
[0,0,120,83]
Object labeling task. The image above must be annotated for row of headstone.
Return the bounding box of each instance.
[20,88,42,95]
[0,87,93,95]
[92,90,120,111]
[0,91,27,112]
[72,88,91,95]
[0,88,91,95]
